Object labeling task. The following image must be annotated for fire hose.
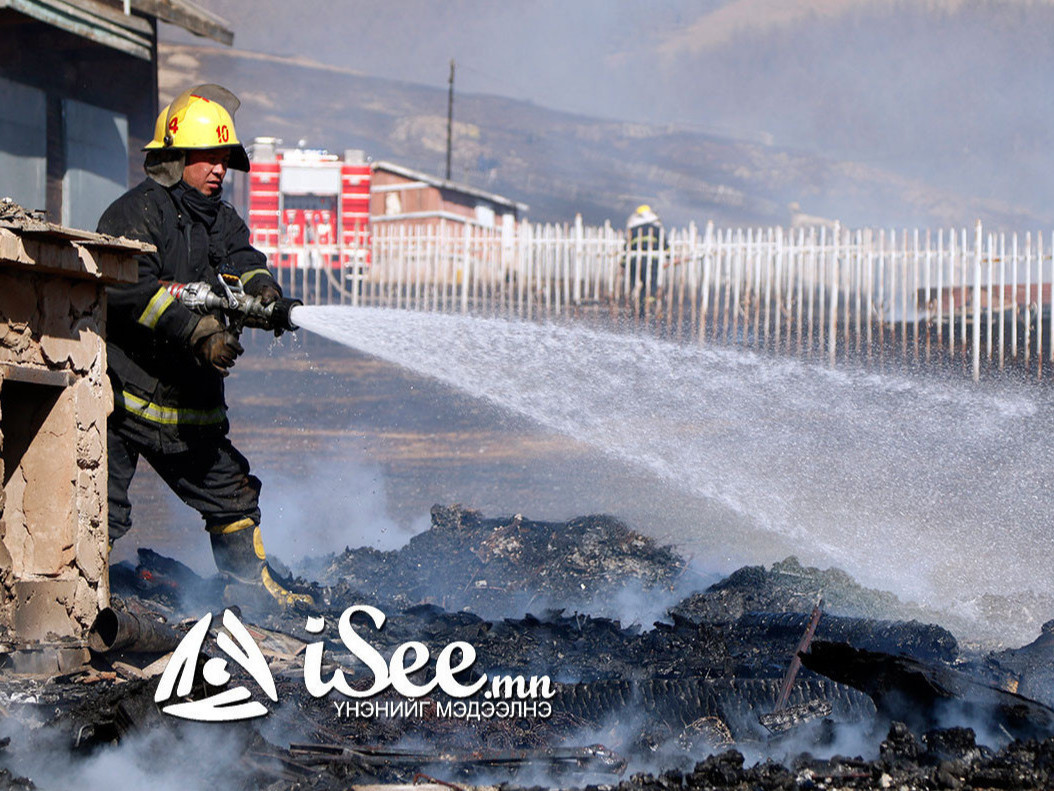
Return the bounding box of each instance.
[162,275,302,335]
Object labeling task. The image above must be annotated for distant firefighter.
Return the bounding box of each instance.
[623,204,668,317]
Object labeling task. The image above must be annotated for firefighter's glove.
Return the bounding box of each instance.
[241,285,283,332]
[257,284,281,306]
[190,315,243,376]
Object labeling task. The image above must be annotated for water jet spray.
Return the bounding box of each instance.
[287,305,1054,643]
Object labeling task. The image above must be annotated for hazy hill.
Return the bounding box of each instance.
[159,42,1041,229]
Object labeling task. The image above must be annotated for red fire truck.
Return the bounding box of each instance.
[244,138,370,274]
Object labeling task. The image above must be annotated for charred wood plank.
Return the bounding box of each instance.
[734,611,958,664]
[551,676,874,740]
[801,641,1054,740]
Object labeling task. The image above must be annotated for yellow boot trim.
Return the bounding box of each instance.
[207,517,257,535]
[252,526,267,561]
[261,566,314,607]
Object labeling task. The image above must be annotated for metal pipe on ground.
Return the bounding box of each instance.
[87,608,181,654]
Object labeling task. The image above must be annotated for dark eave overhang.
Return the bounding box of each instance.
[0,0,231,60]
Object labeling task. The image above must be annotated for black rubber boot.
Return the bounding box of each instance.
[208,518,314,609]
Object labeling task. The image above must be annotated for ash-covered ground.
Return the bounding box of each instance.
[1,505,1053,791]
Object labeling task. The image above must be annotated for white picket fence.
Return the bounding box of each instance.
[272,218,1054,381]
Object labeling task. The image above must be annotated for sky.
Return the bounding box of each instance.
[163,0,1054,221]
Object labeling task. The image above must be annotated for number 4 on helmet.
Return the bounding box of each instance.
[144,83,250,172]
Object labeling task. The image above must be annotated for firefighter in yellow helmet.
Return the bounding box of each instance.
[97,85,312,610]
[622,204,668,318]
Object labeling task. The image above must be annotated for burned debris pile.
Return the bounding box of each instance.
[2,505,1054,790]
[985,619,1054,707]
[611,724,1054,791]
[671,556,940,624]
[802,640,1054,740]
[308,505,687,619]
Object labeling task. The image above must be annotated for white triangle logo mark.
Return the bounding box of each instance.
[155,609,277,722]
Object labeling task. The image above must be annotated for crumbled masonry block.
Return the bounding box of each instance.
[12,580,81,641]
[8,645,89,675]
[0,224,138,651]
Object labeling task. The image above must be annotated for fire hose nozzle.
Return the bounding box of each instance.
[268,296,302,332]
[165,279,302,334]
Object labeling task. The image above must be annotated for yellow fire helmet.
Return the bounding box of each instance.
[144,84,250,171]
[628,204,659,229]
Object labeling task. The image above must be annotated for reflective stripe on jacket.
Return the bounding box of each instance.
[97,177,278,452]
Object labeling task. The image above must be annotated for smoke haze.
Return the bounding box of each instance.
[163,0,1054,225]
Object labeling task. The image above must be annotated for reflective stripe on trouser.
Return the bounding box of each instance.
[107,417,261,541]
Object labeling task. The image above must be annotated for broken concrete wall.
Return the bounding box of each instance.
[0,221,139,649]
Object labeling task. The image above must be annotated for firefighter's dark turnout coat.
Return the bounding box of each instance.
[98,177,278,452]
[624,220,668,291]
[97,177,280,538]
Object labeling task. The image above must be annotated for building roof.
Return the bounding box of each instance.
[131,0,232,43]
[0,0,233,59]
[371,161,529,214]
[1,199,149,284]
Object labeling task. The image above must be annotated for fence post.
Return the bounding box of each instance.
[912,228,920,361]
[923,229,931,361]
[902,229,909,358]
[948,229,956,360]
[525,220,534,320]
[461,221,471,314]
[854,229,862,355]
[960,228,968,349]
[829,222,840,366]
[773,227,783,350]
[675,227,686,333]
[986,231,993,362]
[1038,231,1044,377]
[999,233,1006,369]
[665,225,675,332]
[972,220,982,382]
[401,223,409,311]
[1012,233,1019,359]
[940,227,948,354]
[818,226,828,357]
[1025,232,1032,369]
[841,226,849,357]
[687,221,699,337]
[797,227,806,354]
[730,228,741,342]
[502,221,509,316]
[699,221,713,344]
[889,228,898,358]
[751,228,759,344]
[864,228,873,360]
[573,214,583,306]
[558,222,567,315]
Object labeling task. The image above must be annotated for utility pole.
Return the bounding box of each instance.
[446,59,455,180]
